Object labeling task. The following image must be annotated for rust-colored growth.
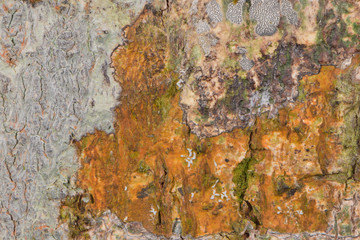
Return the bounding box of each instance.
[76,5,247,237]
[246,58,360,233]
[74,2,360,238]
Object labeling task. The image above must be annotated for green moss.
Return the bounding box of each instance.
[293,2,301,12]
[300,0,308,8]
[278,48,292,81]
[219,76,250,113]
[231,220,247,234]
[333,0,352,14]
[138,159,151,173]
[353,23,360,35]
[81,136,90,150]
[154,79,179,120]
[323,172,348,184]
[222,56,240,71]
[313,2,358,62]
[202,202,215,211]
[340,224,352,235]
[217,136,226,144]
[274,175,290,195]
[201,171,218,189]
[222,0,234,15]
[190,45,203,65]
[297,81,307,102]
[232,157,256,205]
[129,151,139,160]
[335,69,360,180]
[181,216,195,235]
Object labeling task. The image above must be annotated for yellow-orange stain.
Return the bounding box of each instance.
[74,4,360,237]
[76,6,248,237]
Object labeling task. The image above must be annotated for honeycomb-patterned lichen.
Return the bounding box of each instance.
[206,0,223,27]
[196,20,211,34]
[280,0,298,25]
[249,0,280,36]
[199,36,211,56]
[239,55,254,71]
[189,0,199,15]
[199,33,218,56]
[236,46,247,54]
[226,0,245,25]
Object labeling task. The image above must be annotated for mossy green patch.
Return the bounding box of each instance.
[232,157,257,205]
[353,23,360,35]
[154,79,179,120]
[300,0,308,8]
[222,56,240,71]
[190,45,203,65]
[138,159,151,173]
[297,80,307,102]
[217,136,226,144]
[335,68,360,180]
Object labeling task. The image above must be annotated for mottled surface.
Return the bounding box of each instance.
[0,0,145,238]
[226,1,245,25]
[1,0,360,239]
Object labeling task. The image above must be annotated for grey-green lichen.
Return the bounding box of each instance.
[335,67,360,181]
[0,0,146,239]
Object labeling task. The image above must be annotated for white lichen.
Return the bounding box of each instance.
[239,55,254,71]
[226,0,245,25]
[249,0,281,36]
[206,0,223,27]
[280,0,298,25]
[181,148,196,168]
[196,20,211,34]
[210,189,220,200]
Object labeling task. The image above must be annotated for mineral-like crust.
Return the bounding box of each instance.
[1,0,360,239]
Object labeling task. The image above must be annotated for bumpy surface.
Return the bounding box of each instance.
[0,0,145,238]
[196,20,211,34]
[226,0,245,25]
[249,0,281,36]
[239,55,254,71]
[280,0,298,25]
[1,0,360,239]
[206,0,223,27]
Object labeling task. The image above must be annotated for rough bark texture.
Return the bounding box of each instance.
[1,0,360,239]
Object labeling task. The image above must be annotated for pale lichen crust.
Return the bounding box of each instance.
[195,20,211,34]
[206,0,223,26]
[239,55,254,71]
[249,0,281,36]
[0,0,146,239]
[280,0,298,25]
[226,0,246,25]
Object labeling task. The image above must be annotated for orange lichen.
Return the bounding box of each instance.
[76,5,248,237]
[73,3,360,238]
[245,56,360,233]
